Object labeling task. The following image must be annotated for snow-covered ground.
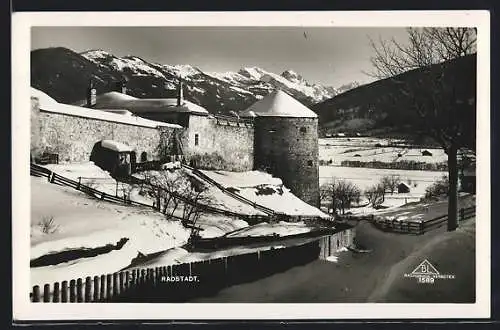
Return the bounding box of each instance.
[31,176,190,287]
[200,170,330,218]
[31,162,330,286]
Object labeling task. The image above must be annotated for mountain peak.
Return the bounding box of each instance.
[281,69,303,82]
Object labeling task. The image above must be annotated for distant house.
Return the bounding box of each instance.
[397,182,411,193]
[336,133,346,137]
[421,150,433,156]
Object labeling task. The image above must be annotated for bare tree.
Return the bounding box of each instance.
[367,27,476,231]
[140,170,188,216]
[320,178,361,215]
[381,174,401,195]
[365,184,385,208]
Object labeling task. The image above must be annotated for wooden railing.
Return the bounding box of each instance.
[338,205,476,235]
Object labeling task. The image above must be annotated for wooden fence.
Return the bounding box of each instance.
[31,239,324,303]
[338,206,476,235]
[30,163,270,223]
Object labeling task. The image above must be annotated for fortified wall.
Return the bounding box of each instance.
[186,115,254,171]
[30,95,254,171]
[30,96,179,164]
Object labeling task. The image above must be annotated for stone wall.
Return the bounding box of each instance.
[186,115,254,171]
[31,97,41,155]
[34,108,178,164]
[254,117,319,207]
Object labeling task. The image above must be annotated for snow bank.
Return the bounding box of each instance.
[30,177,190,287]
[226,221,312,238]
[200,170,282,188]
[101,140,134,152]
[238,185,329,218]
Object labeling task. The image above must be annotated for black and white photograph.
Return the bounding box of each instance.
[12,11,490,320]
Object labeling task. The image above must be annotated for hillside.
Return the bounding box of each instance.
[31,47,357,115]
[312,54,477,143]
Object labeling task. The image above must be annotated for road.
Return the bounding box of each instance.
[189,217,476,303]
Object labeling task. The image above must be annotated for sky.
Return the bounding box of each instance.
[31,26,410,88]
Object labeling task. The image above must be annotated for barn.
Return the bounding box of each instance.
[421,150,433,156]
[397,182,411,193]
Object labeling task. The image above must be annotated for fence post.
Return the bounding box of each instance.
[69,280,76,302]
[460,208,465,221]
[53,282,60,303]
[85,277,92,302]
[93,276,100,302]
[106,274,112,301]
[32,286,40,302]
[77,177,81,190]
[42,284,50,302]
[76,278,83,302]
[61,281,68,303]
[113,273,119,298]
[100,275,106,301]
[119,272,125,297]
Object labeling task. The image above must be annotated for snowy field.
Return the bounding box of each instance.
[320,166,447,194]
[319,137,447,165]
[319,166,448,214]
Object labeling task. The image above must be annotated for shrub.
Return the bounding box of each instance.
[424,175,449,199]
[188,152,228,170]
[38,216,59,234]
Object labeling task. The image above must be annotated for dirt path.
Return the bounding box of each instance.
[190,218,475,303]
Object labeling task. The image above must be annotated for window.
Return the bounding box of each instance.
[194,134,199,146]
[300,127,307,133]
[307,160,313,167]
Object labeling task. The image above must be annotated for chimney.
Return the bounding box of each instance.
[177,75,184,106]
[86,79,96,107]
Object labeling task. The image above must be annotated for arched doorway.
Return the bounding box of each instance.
[140,151,148,162]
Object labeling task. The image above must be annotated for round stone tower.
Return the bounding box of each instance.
[240,90,320,207]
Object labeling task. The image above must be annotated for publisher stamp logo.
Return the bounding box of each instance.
[404,259,455,284]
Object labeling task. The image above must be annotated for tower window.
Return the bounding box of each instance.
[300,127,307,133]
[307,160,313,167]
[194,134,199,146]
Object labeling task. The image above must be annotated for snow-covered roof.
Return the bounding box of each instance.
[101,140,134,152]
[94,91,209,115]
[31,88,182,129]
[239,90,317,118]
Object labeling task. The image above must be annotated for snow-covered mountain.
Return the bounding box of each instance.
[31,47,359,115]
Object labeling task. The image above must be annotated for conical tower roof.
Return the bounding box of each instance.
[240,90,317,118]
